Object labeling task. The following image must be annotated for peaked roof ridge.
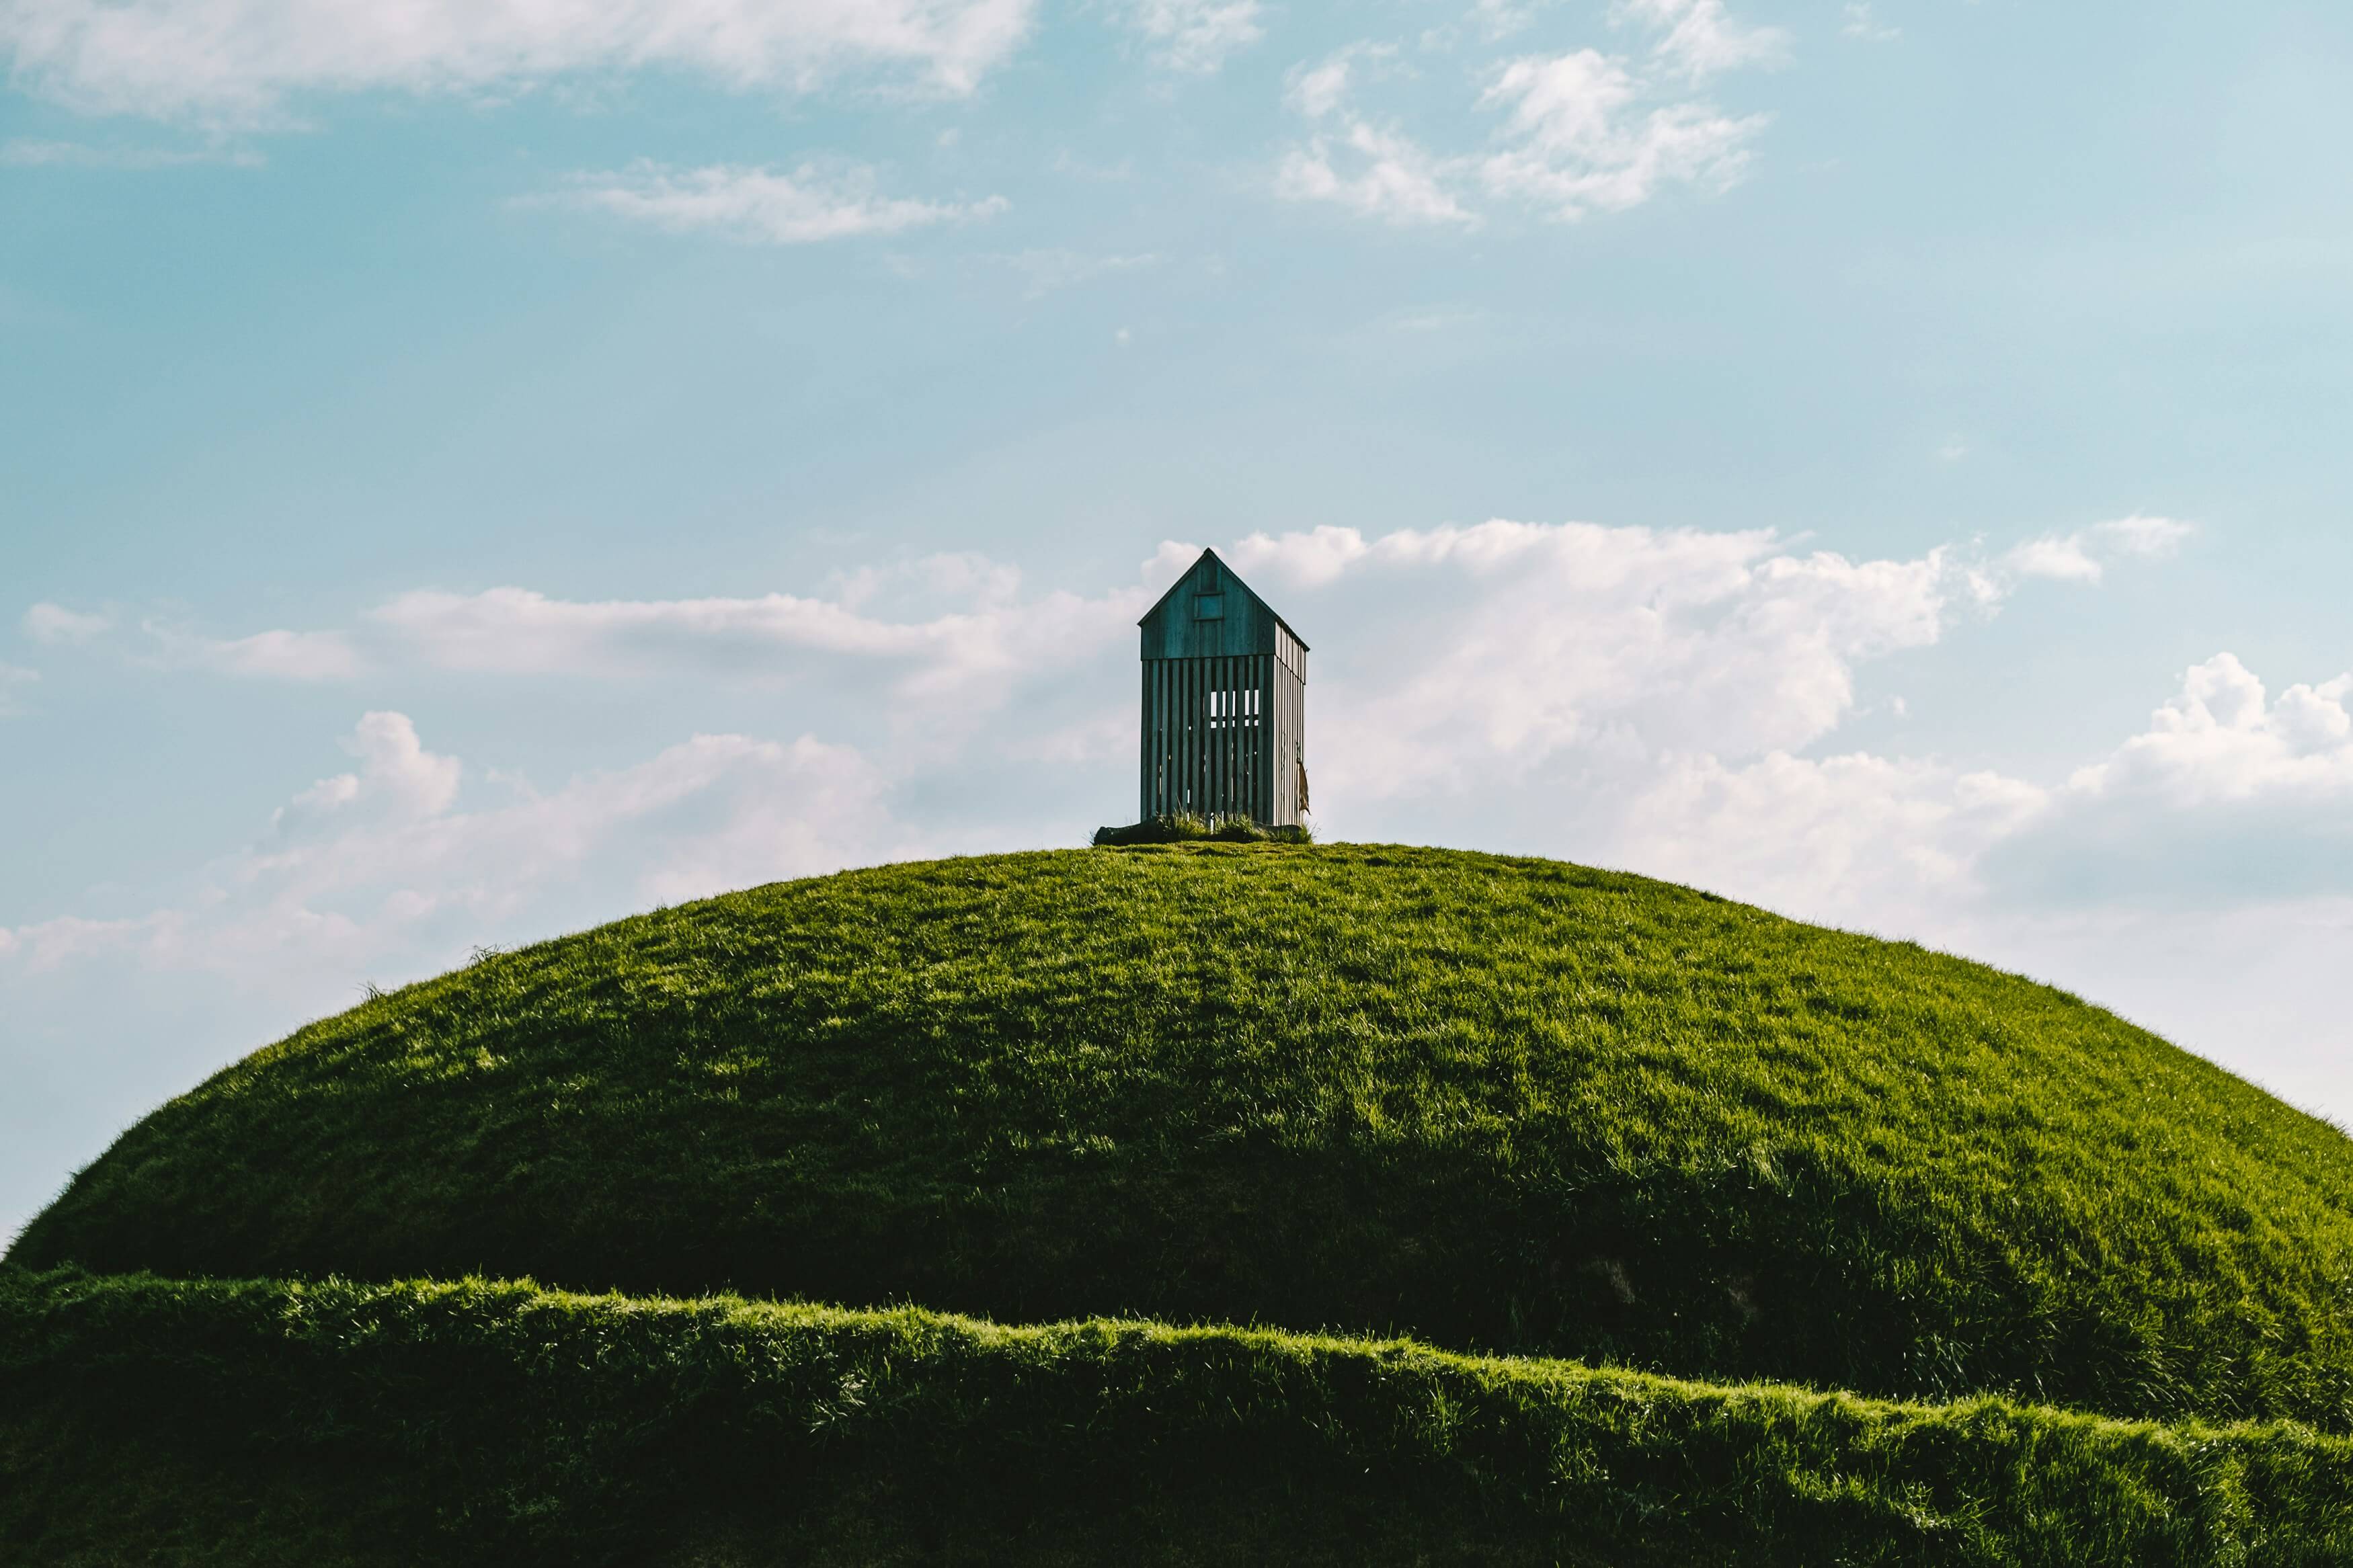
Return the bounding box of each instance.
[1136,545,1310,649]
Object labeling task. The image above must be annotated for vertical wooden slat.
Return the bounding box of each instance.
[1214,656,1224,817]
[1220,656,1230,816]
[1172,658,1186,818]
[1188,657,1200,813]
[1249,656,1260,821]
[1219,656,1230,816]
[1183,657,1194,814]
[1259,655,1271,822]
[1179,658,1190,813]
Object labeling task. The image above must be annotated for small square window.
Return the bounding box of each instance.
[1194,595,1225,620]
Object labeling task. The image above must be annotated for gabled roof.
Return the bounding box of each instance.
[1135,547,1310,651]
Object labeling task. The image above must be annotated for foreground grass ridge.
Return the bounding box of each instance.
[7,1266,2353,1566]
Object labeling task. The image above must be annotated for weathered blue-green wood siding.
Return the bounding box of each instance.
[1137,549,1308,827]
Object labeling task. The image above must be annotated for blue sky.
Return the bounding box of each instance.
[5,0,2352,1239]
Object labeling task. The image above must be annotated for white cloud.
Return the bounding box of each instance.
[1276,30,1767,227]
[1209,528,2353,956]
[1615,751,2045,920]
[2004,535,2104,583]
[1275,46,1476,227]
[1613,0,1788,82]
[1840,2,1899,42]
[1215,520,1970,799]
[205,626,363,679]
[1,711,900,984]
[276,711,462,831]
[0,137,261,167]
[1478,48,1764,219]
[22,602,112,644]
[550,161,1006,245]
[371,563,1141,702]
[1283,43,1392,120]
[1194,518,2255,930]
[1252,524,1948,799]
[0,663,37,716]
[1468,0,1552,42]
[1972,654,2353,911]
[2004,515,2193,584]
[1126,0,1261,72]
[0,0,1037,124]
[2094,513,2196,557]
[2071,654,2353,808]
[24,601,358,677]
[1276,118,1478,227]
[141,622,361,679]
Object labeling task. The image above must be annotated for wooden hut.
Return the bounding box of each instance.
[1137,548,1308,826]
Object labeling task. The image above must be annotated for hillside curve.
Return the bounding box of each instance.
[15,843,2353,1430]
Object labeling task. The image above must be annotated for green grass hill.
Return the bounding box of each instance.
[12,843,2353,1565]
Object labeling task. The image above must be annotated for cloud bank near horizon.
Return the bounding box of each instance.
[24,508,2342,1005]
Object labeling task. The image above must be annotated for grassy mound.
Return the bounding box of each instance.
[9,1267,2353,1568]
[15,845,2353,1434]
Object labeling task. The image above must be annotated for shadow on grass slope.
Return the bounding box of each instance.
[6,1268,2353,1568]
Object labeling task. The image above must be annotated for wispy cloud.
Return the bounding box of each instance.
[2003,515,2194,585]
[1277,118,1478,228]
[148,623,364,680]
[1276,44,1478,228]
[370,567,1140,702]
[1276,24,1769,228]
[0,0,1038,125]
[548,161,1007,245]
[997,249,1162,297]
[1283,45,1388,120]
[1841,3,1901,42]
[1613,0,1790,82]
[1477,48,1765,220]
[1125,0,1263,72]
[0,138,261,168]
[22,602,113,644]
[25,601,358,678]
[0,663,38,716]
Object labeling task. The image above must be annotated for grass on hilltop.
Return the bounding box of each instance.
[17,845,2353,1433]
[8,1266,2353,1568]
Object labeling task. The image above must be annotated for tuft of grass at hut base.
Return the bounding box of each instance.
[7,1266,2353,1568]
[1091,811,1313,845]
